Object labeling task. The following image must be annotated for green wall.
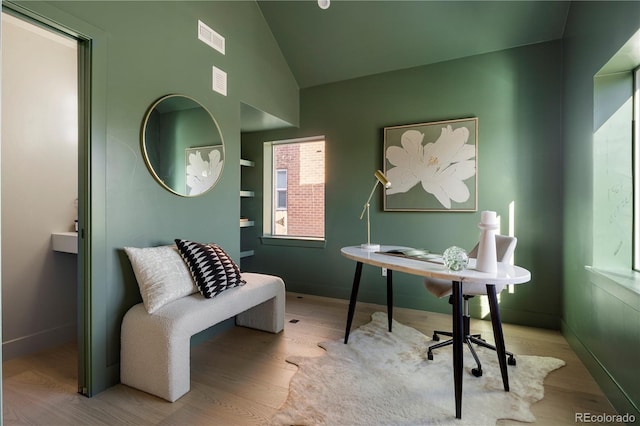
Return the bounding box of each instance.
[562,1,640,417]
[8,0,298,395]
[6,1,638,414]
[242,40,564,330]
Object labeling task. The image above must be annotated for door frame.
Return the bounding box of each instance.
[2,1,108,397]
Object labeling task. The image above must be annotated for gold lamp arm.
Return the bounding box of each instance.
[360,180,380,220]
[360,170,391,219]
[359,170,391,249]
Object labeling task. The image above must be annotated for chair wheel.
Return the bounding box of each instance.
[508,356,516,366]
[472,368,483,377]
[432,333,440,341]
[427,351,433,361]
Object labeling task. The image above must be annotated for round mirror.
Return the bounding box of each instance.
[141,94,224,197]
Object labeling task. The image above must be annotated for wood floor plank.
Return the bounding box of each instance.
[2,292,621,425]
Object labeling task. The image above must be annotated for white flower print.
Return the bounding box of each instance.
[385,125,475,209]
[186,148,223,195]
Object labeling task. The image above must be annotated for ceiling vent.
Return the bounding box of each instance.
[198,20,225,55]
[212,65,227,96]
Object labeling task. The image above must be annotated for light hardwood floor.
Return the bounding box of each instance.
[3,293,621,425]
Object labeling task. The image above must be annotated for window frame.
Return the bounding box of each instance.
[261,136,326,248]
[634,67,640,271]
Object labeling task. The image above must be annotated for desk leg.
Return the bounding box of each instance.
[452,280,463,419]
[487,284,509,392]
[386,269,393,332]
[344,261,363,344]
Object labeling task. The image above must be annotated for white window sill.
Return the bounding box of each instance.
[260,235,326,249]
[585,266,640,310]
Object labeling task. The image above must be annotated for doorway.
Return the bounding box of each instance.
[1,9,86,394]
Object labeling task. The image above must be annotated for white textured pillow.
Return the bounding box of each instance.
[124,245,198,314]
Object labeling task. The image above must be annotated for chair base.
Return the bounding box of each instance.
[428,325,516,377]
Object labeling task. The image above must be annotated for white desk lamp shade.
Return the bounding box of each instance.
[360,170,391,251]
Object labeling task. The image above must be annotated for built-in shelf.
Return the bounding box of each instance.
[240,158,255,259]
[240,250,255,258]
[51,232,78,254]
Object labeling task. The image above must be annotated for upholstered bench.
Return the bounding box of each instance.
[121,272,285,402]
[120,241,285,402]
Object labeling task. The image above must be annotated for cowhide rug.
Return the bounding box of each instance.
[271,312,565,425]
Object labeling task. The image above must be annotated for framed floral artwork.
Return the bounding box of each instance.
[185,145,223,196]
[383,117,477,212]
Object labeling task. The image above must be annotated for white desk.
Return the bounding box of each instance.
[340,245,531,419]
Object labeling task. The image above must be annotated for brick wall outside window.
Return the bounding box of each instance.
[274,140,325,238]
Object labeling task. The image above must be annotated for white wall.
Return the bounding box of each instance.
[1,13,78,359]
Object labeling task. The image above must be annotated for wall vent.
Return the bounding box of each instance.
[212,65,227,96]
[198,20,225,55]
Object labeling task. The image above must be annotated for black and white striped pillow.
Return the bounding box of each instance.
[174,239,246,298]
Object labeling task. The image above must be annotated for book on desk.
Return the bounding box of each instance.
[378,248,444,264]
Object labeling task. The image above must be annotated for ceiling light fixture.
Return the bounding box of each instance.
[318,0,330,10]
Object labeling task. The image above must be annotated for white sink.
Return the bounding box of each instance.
[52,232,78,254]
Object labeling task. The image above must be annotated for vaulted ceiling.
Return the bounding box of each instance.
[241,1,570,131]
[257,0,571,88]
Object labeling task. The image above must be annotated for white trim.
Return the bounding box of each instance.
[265,135,325,146]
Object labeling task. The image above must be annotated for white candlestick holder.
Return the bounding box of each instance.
[476,212,498,273]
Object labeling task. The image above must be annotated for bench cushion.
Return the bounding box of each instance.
[147,272,282,337]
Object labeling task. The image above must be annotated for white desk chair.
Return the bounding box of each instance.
[424,234,517,377]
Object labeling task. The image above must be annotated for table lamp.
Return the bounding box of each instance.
[359,170,391,251]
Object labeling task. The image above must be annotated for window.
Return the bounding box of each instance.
[263,136,325,240]
[589,32,640,293]
[275,169,287,210]
[592,69,634,272]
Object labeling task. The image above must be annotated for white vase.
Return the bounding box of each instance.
[476,211,498,273]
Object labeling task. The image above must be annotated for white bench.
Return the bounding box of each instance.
[120,272,285,402]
